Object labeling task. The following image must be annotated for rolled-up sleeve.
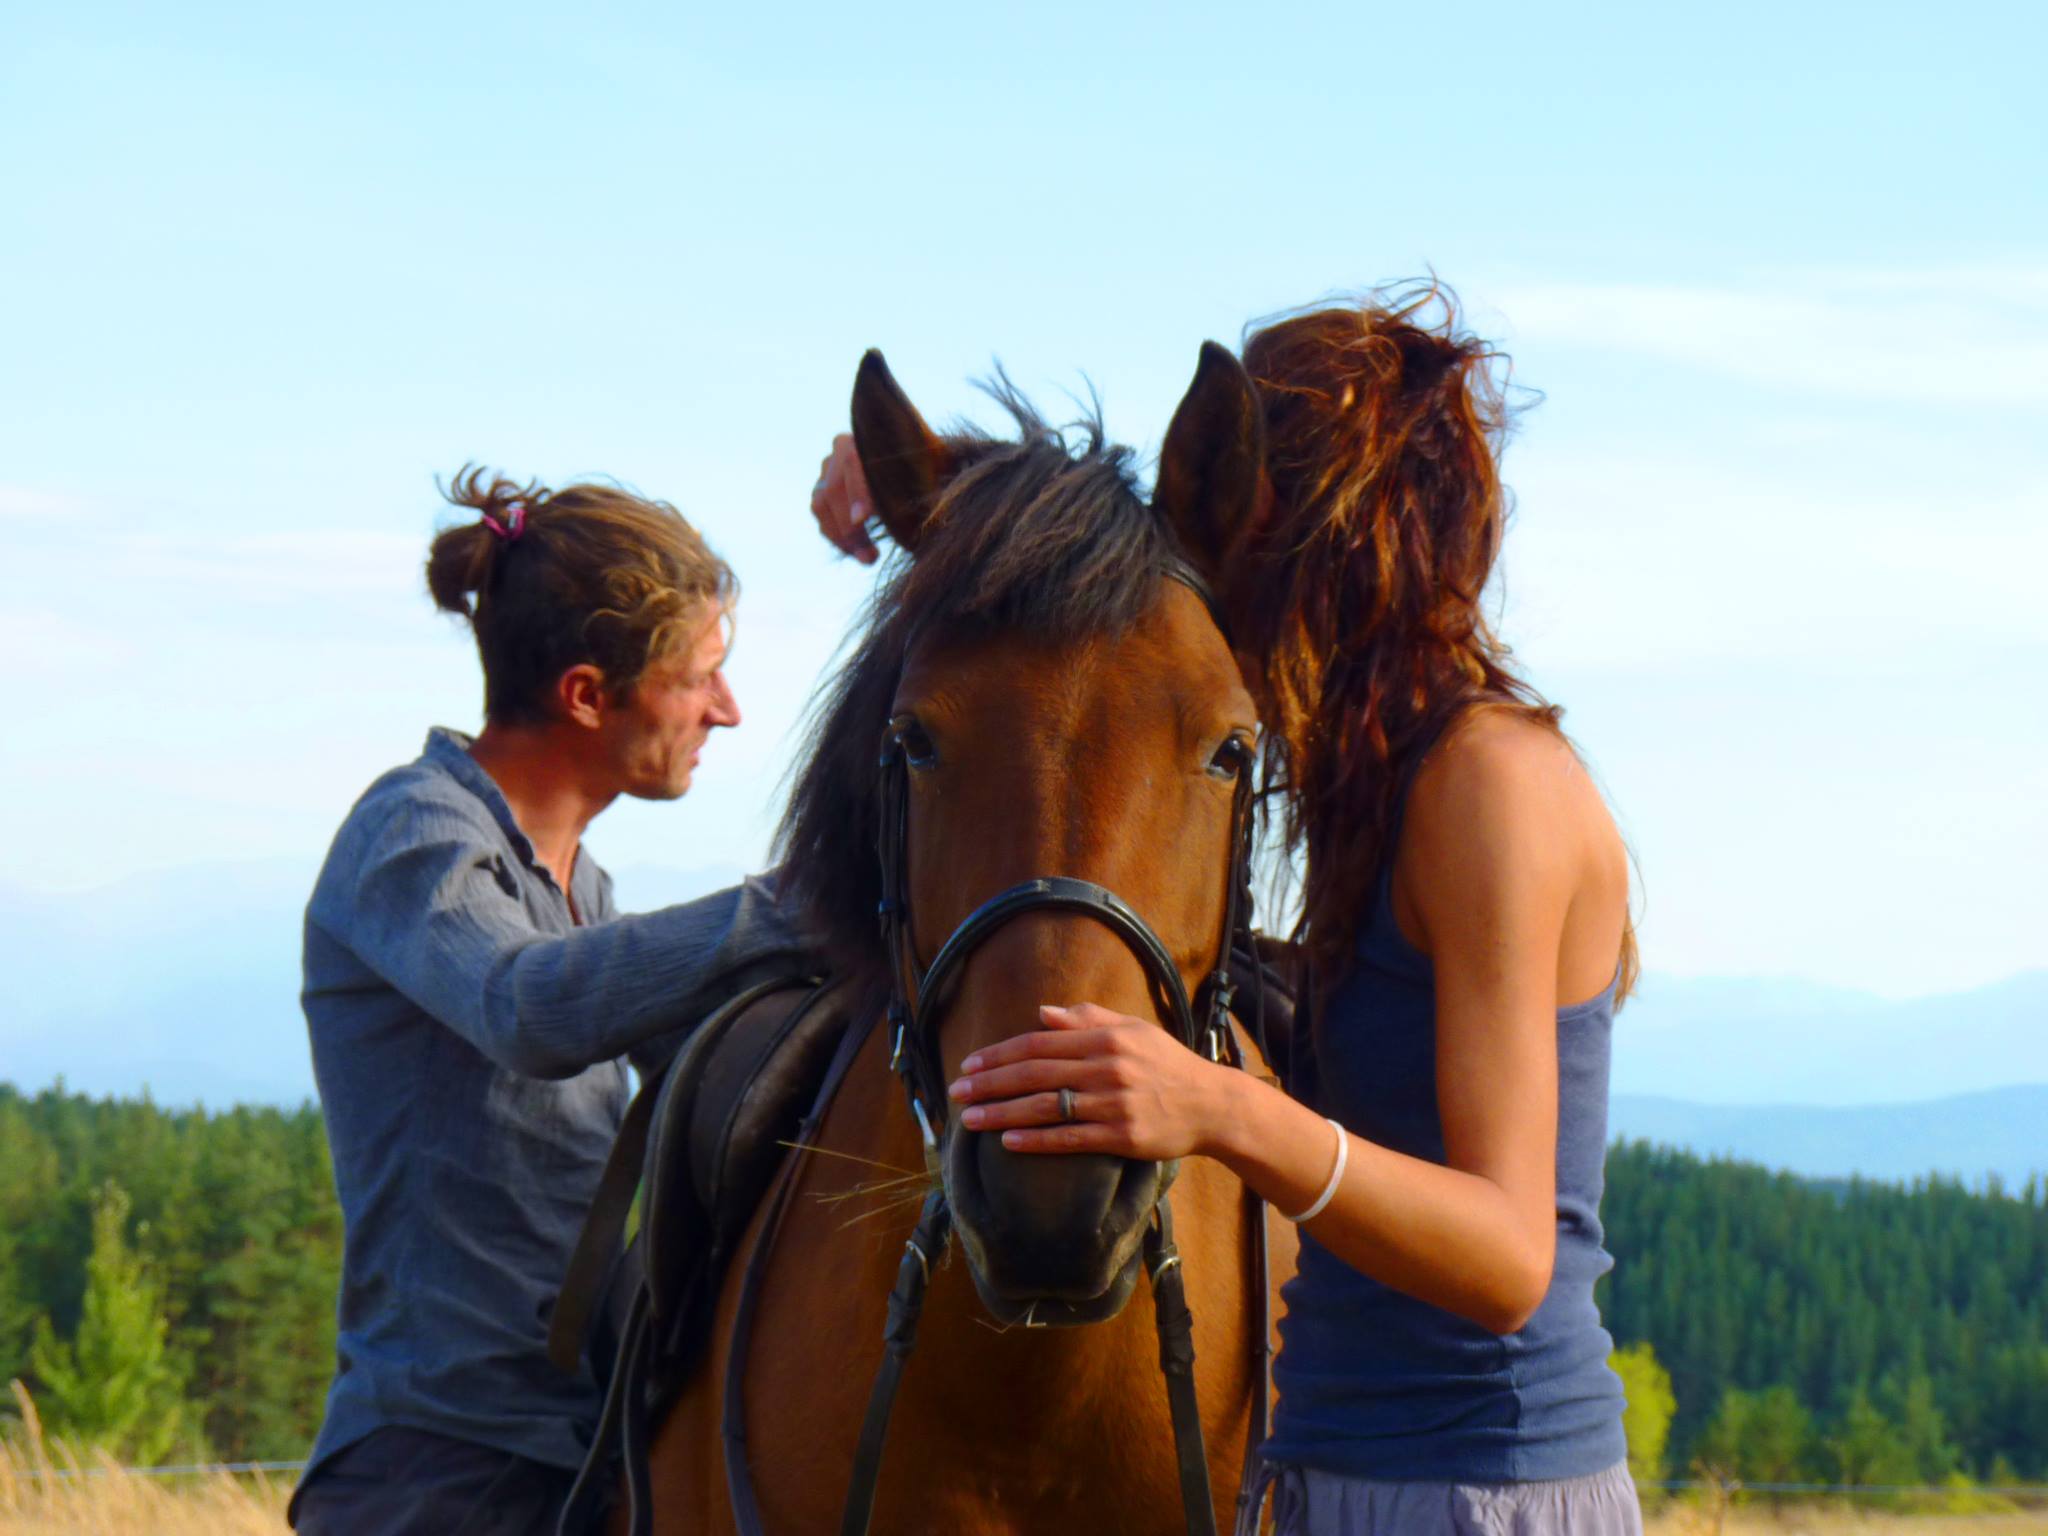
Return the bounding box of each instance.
[309,797,810,1078]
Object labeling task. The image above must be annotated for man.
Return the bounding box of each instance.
[291,468,807,1535]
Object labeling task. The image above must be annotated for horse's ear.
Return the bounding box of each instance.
[851,350,957,556]
[1154,341,1265,590]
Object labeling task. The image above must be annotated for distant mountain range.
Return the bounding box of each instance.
[0,857,743,1107]
[1610,1086,2047,1190]
[2,860,2042,1185]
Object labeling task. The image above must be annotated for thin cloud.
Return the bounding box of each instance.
[0,608,138,668]
[0,486,93,521]
[119,528,425,602]
[1498,449,2048,674]
[1495,267,2048,408]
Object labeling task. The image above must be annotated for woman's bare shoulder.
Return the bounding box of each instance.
[1398,706,1629,1002]
[1414,707,1589,821]
[1401,705,1622,889]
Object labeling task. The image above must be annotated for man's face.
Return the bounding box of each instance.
[605,607,741,801]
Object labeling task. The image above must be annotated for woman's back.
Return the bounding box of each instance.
[1269,708,1630,1482]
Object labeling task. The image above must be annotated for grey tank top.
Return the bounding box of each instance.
[1265,812,1628,1482]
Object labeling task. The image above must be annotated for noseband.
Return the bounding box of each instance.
[876,565,1256,1148]
[835,557,1271,1536]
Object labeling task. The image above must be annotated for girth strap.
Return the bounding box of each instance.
[548,1074,661,1375]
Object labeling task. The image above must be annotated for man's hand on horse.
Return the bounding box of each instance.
[947,1002,1233,1161]
[811,432,879,564]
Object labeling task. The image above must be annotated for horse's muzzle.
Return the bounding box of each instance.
[942,1128,1165,1325]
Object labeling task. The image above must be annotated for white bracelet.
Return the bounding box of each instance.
[1285,1117,1348,1223]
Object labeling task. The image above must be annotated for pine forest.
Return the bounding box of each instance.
[1,1084,2044,1489]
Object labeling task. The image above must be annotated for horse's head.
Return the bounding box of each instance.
[780,345,1264,1325]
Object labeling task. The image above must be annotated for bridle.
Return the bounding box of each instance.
[836,556,1273,1536]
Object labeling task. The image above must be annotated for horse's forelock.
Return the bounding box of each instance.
[774,394,1172,984]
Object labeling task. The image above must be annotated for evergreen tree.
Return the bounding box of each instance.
[26,1180,192,1465]
[1826,1389,1917,1488]
[1601,1140,2048,1478]
[1697,1385,1814,1486]
[1882,1371,1960,1483]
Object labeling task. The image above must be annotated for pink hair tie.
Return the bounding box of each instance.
[480,502,527,542]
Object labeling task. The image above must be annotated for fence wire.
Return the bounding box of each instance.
[16,1463,2048,1499]
[18,1459,307,1481]
[1646,1477,2046,1497]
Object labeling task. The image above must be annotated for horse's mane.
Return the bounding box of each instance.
[774,385,1170,995]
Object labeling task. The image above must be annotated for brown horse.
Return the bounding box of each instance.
[643,347,1297,1534]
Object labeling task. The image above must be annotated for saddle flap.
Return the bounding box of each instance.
[640,979,849,1321]
[641,978,815,1319]
[690,980,854,1253]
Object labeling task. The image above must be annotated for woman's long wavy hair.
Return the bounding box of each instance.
[1236,284,1637,999]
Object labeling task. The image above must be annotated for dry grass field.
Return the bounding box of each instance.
[0,1455,290,1536]
[5,1478,2048,1536]
[1646,1504,2048,1536]
[2,1482,2047,1536]
[0,1388,289,1536]
[5,1398,2047,1536]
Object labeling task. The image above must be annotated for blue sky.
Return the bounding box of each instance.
[3,0,2043,1000]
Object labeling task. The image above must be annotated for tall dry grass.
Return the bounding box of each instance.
[0,1385,290,1536]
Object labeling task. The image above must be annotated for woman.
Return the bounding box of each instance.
[812,290,1642,1534]
[292,470,807,1536]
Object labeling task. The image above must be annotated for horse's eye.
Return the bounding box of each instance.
[897,721,939,770]
[1207,736,1251,780]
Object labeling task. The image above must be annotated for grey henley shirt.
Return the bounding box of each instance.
[300,728,805,1479]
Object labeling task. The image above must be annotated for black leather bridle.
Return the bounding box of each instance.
[831,559,1274,1536]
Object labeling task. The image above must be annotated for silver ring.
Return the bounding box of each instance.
[812,475,830,495]
[1057,1087,1077,1123]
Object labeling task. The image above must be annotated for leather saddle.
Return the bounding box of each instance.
[644,974,851,1348]
[548,972,851,1391]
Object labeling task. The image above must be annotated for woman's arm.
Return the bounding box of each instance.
[811,432,879,563]
[949,716,1609,1334]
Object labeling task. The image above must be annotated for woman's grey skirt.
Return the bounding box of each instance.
[1235,1458,1643,1536]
